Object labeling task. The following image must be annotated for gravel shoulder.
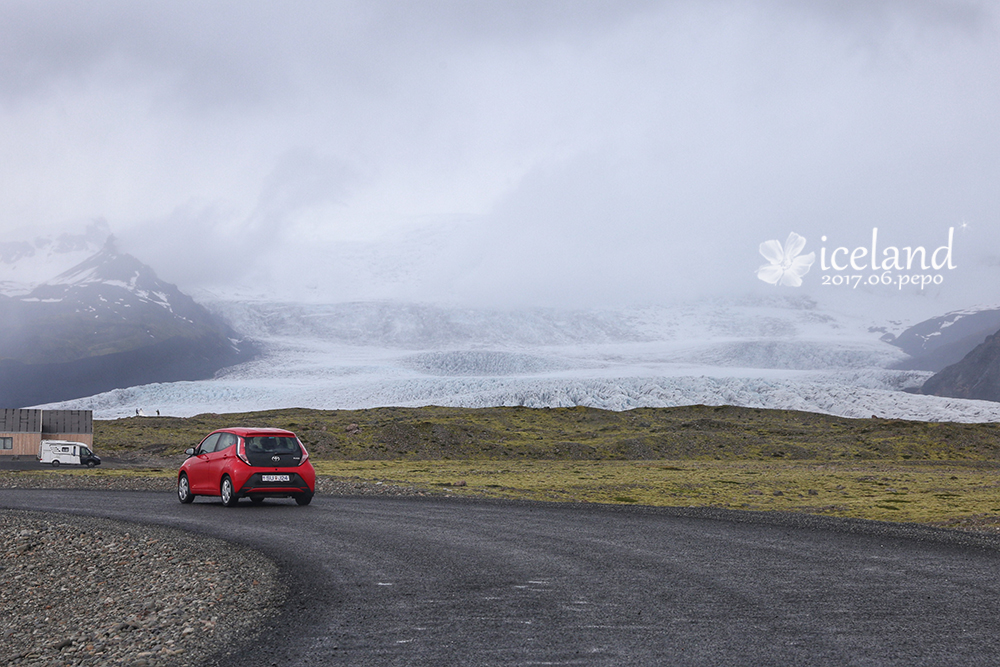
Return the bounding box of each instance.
[0,510,281,667]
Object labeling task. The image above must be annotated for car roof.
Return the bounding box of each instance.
[216,427,297,437]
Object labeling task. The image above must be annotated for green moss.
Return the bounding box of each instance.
[94,405,1000,462]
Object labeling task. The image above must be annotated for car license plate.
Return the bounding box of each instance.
[262,474,290,482]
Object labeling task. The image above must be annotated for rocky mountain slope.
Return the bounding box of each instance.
[919,327,1000,402]
[0,236,255,407]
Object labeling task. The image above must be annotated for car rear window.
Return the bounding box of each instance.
[243,435,303,467]
[245,436,299,454]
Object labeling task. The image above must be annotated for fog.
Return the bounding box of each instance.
[2,0,998,317]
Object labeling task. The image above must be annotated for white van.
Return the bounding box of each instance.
[38,440,101,468]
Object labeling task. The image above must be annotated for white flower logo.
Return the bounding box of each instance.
[757,232,816,287]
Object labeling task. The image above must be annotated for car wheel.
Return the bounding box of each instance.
[51,460,60,467]
[177,474,195,504]
[87,461,96,468]
[221,476,239,507]
[295,492,313,506]
[250,495,264,504]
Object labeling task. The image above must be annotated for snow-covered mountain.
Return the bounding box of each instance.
[0,235,254,407]
[0,220,110,296]
[887,304,1000,372]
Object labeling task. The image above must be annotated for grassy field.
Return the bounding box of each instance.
[95,404,1000,461]
[80,405,1000,529]
[312,459,1000,528]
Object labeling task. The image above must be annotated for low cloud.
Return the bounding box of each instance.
[0,1,996,318]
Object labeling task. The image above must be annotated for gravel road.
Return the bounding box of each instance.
[6,481,1000,666]
[0,472,429,667]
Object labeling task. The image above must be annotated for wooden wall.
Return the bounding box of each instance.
[0,432,42,457]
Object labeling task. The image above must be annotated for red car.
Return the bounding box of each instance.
[177,427,316,506]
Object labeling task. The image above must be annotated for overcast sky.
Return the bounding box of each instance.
[1,0,998,315]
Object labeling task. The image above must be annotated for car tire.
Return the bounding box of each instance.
[86,461,96,468]
[221,476,239,507]
[295,492,313,506]
[51,460,60,467]
[177,474,195,504]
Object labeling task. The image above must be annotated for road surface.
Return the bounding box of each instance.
[3,490,1000,666]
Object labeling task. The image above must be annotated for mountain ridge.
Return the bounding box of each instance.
[919,328,1000,403]
[0,236,255,407]
[888,304,1000,372]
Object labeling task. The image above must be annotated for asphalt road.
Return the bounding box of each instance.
[0,457,146,470]
[3,490,1000,666]
[1,458,65,470]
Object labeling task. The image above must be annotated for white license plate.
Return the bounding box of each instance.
[261,474,290,482]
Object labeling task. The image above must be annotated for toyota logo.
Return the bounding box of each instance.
[271,455,281,462]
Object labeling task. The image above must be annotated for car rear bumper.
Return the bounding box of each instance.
[237,472,313,497]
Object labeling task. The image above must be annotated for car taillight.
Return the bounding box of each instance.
[297,438,310,465]
[236,438,251,465]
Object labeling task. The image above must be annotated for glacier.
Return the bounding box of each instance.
[32,295,1000,423]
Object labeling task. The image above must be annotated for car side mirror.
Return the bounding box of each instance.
[184,447,196,457]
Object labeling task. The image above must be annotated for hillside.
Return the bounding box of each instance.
[94,404,1000,462]
[0,238,255,407]
[920,329,1000,403]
